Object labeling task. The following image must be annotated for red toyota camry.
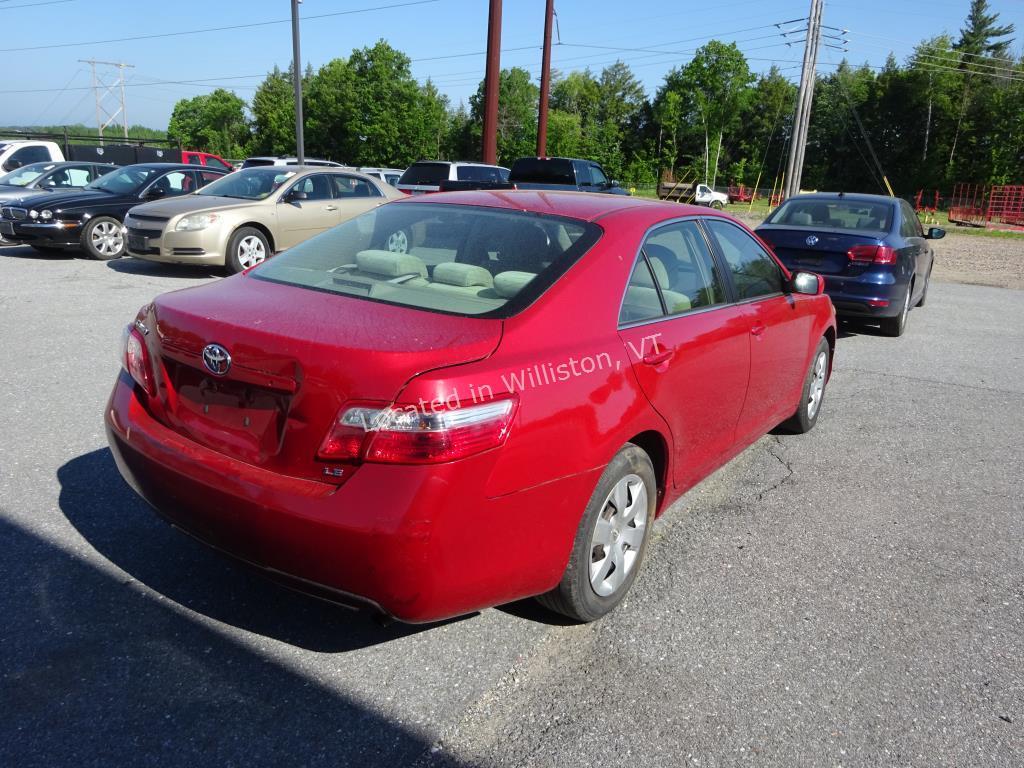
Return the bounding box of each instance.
[106,191,836,623]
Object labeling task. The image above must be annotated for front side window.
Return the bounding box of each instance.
[44,166,91,188]
[290,173,333,200]
[148,171,191,196]
[590,164,609,186]
[704,219,784,300]
[253,203,600,318]
[206,157,232,171]
[900,201,922,238]
[8,145,50,168]
[185,155,202,165]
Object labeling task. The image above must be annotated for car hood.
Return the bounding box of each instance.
[128,195,265,219]
[12,189,129,212]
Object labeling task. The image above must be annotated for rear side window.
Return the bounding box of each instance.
[185,154,202,165]
[207,157,232,171]
[399,163,449,186]
[252,203,601,318]
[645,221,726,310]
[332,175,382,198]
[704,219,783,300]
[456,165,505,182]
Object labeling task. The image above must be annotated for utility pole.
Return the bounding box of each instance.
[782,0,823,199]
[482,0,502,165]
[291,0,305,165]
[536,0,555,156]
[79,59,134,142]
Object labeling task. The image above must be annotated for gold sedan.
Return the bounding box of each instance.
[123,166,403,273]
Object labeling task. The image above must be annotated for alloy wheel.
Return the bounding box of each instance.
[387,229,409,253]
[590,474,648,597]
[237,235,267,268]
[91,221,123,256]
[807,350,828,418]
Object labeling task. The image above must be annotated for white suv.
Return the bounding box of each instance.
[397,161,509,195]
[240,156,345,169]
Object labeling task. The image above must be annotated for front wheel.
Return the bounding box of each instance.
[710,200,724,210]
[81,216,124,260]
[536,444,656,622]
[781,337,830,434]
[226,227,270,274]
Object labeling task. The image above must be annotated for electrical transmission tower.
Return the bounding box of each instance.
[79,59,134,142]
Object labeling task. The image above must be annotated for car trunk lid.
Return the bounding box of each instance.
[145,275,502,482]
[757,225,887,276]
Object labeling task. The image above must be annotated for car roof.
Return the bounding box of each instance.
[401,189,721,224]
[126,162,216,171]
[786,192,898,205]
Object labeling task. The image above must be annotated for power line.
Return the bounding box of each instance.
[0,0,442,52]
[0,0,73,9]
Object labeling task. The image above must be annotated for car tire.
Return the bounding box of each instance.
[226,227,270,274]
[881,283,912,337]
[781,337,830,434]
[386,227,411,254]
[536,444,656,623]
[711,200,724,210]
[916,269,931,307]
[81,216,125,260]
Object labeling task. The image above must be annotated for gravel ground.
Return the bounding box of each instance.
[1,245,1022,767]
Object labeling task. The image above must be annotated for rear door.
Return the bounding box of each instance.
[275,173,338,248]
[618,219,750,490]
[898,199,931,298]
[329,173,385,224]
[703,218,811,442]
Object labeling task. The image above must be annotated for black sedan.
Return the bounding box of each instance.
[0,163,228,259]
[0,161,119,205]
[756,193,944,337]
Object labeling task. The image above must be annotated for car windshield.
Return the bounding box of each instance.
[87,166,162,194]
[252,203,602,318]
[398,163,449,186]
[0,162,56,187]
[765,199,894,231]
[197,167,295,200]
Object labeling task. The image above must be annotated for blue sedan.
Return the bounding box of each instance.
[755,193,944,336]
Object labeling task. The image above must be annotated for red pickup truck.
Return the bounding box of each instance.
[181,151,234,172]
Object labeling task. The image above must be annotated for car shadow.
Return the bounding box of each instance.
[57,448,463,653]
[837,318,889,338]
[0,243,76,260]
[0,510,476,767]
[106,257,222,280]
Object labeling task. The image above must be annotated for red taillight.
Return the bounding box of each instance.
[318,395,518,464]
[847,244,897,265]
[123,326,155,396]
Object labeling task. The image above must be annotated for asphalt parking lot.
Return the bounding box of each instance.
[1,244,1022,767]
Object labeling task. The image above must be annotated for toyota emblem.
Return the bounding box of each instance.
[805,235,819,246]
[202,343,231,376]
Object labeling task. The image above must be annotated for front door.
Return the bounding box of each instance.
[617,219,751,491]
[275,173,339,249]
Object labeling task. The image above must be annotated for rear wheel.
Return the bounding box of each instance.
[536,444,655,622]
[782,337,830,433]
[226,227,270,274]
[880,284,911,337]
[81,216,124,260]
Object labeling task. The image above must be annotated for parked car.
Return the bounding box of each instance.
[396,161,509,194]
[0,163,228,259]
[106,190,837,624]
[124,166,402,273]
[756,192,942,336]
[0,160,118,204]
[181,150,235,173]
[693,183,730,208]
[507,157,629,195]
[0,140,64,172]
[359,167,404,187]
[241,156,344,169]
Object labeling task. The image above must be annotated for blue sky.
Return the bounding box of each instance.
[2,0,1022,130]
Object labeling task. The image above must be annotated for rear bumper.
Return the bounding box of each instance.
[823,274,906,318]
[105,373,598,622]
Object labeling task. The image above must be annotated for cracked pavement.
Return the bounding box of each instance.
[1,245,1022,767]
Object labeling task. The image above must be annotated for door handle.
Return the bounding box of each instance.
[750,322,766,337]
[325,205,338,211]
[642,348,673,366]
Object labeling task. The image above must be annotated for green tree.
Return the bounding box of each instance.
[469,67,539,165]
[957,0,1015,58]
[250,66,297,156]
[167,89,250,157]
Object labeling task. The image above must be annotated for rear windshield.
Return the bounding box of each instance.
[765,199,894,232]
[398,163,449,186]
[509,158,575,184]
[456,165,508,182]
[241,158,275,168]
[252,203,601,318]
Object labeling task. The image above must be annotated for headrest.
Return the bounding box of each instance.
[433,262,494,288]
[633,255,671,289]
[790,212,812,226]
[355,250,427,278]
[493,271,536,299]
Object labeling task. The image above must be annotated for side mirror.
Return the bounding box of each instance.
[926,227,945,240]
[790,271,824,296]
[608,180,620,188]
[287,189,308,202]
[3,159,21,171]
[146,186,166,199]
